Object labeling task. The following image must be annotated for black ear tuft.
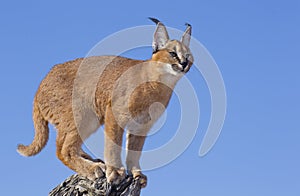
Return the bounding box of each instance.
[185,22,191,27]
[148,17,161,24]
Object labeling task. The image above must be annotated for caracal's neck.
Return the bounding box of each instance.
[143,59,183,89]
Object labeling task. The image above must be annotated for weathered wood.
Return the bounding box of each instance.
[49,174,142,196]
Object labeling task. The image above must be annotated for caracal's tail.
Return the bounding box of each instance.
[17,100,49,156]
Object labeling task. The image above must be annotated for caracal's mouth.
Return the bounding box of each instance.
[172,63,191,73]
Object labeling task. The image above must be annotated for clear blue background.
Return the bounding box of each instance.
[1,0,299,195]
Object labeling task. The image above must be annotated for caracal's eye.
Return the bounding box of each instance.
[169,51,178,58]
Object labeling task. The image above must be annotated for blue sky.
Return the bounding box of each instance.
[1,0,300,195]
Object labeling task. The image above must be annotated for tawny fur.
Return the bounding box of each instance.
[17,19,193,188]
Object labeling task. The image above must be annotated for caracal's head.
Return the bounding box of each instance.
[149,17,194,76]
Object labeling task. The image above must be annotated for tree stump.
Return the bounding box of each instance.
[49,174,142,196]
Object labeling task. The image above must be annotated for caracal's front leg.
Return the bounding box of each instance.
[104,105,126,184]
[126,132,147,188]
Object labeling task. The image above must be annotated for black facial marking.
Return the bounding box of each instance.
[169,51,177,58]
[171,64,182,72]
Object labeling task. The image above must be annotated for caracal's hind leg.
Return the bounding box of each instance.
[79,148,105,163]
[56,128,105,180]
[104,105,126,185]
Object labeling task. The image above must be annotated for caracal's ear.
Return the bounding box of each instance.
[149,17,169,52]
[181,23,192,47]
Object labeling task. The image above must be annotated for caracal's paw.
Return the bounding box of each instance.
[84,162,106,181]
[131,169,147,188]
[106,166,126,185]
